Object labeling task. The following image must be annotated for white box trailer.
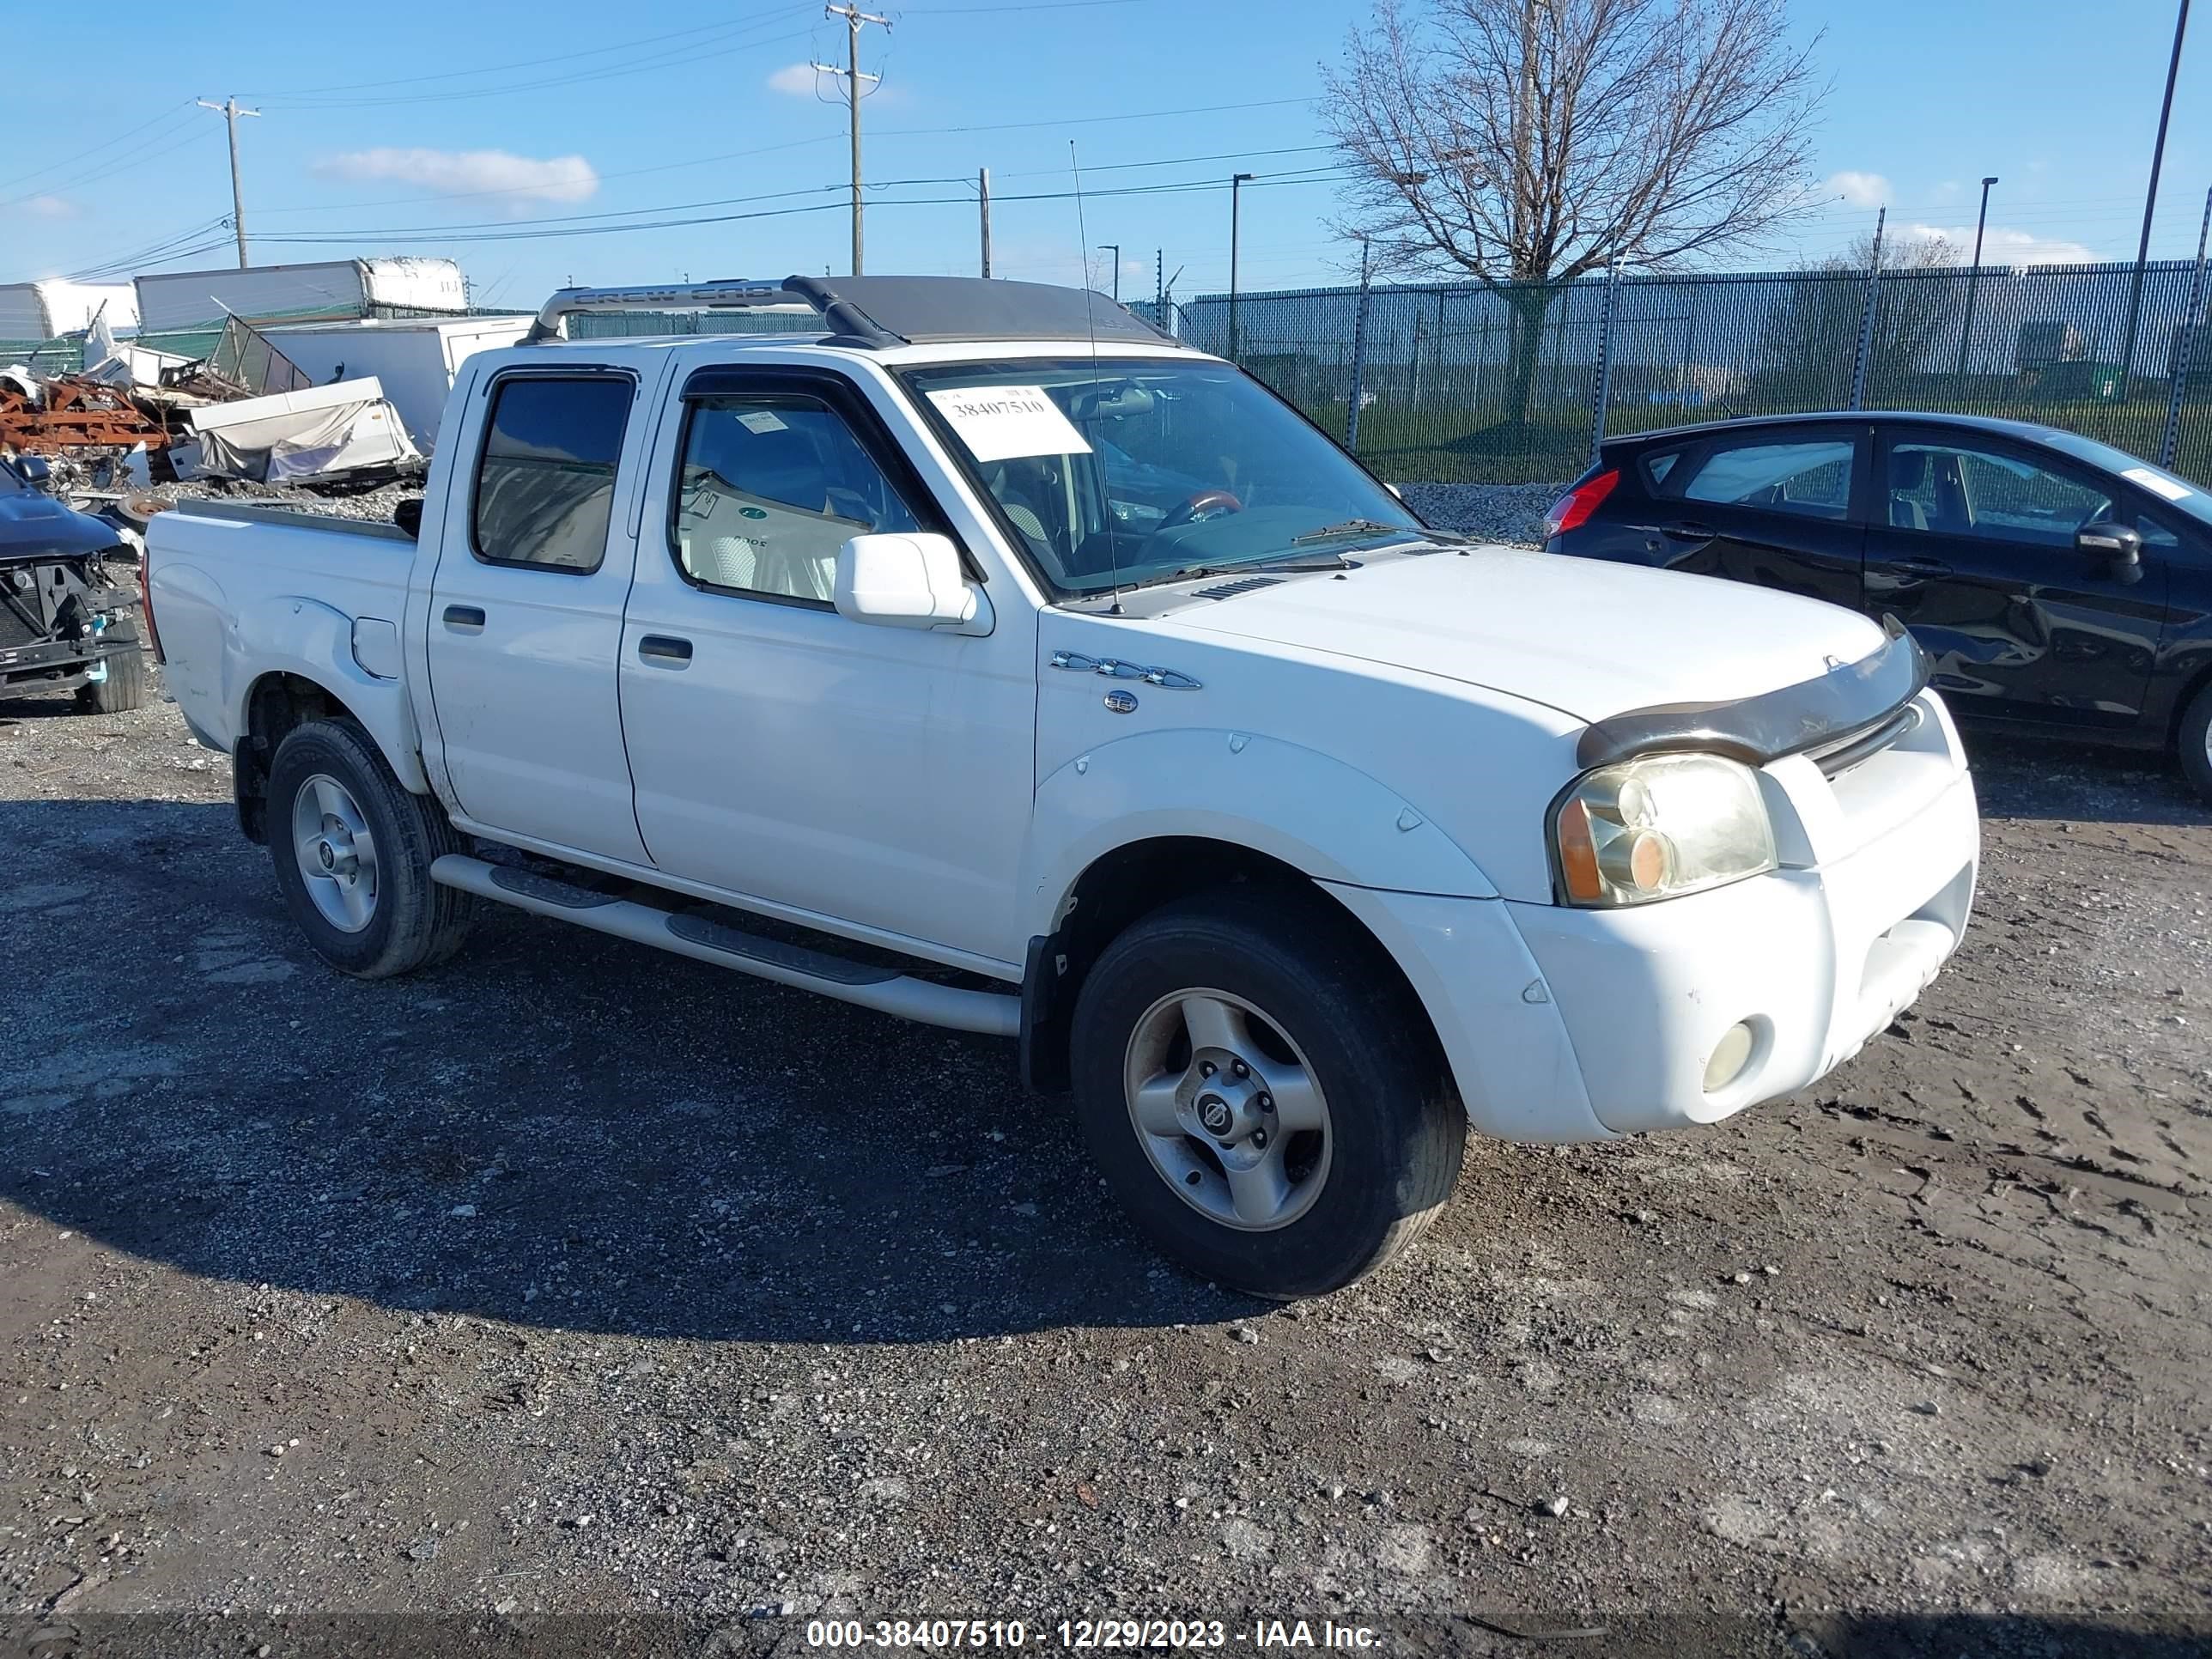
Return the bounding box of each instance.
[132,258,466,335]
[259,314,532,450]
[0,280,138,340]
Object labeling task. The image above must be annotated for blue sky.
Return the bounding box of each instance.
[3,0,2208,309]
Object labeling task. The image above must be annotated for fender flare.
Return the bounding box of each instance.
[1018,726,1497,940]
[227,595,430,794]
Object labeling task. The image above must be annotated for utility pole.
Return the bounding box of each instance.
[1155,248,1164,323]
[817,4,889,276]
[2124,0,2191,383]
[1955,175,1999,381]
[1096,244,1120,301]
[1229,173,1254,362]
[978,167,992,277]
[196,96,261,269]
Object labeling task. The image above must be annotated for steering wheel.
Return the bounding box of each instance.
[1156,489,1244,533]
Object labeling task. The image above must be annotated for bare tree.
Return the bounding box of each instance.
[1323,0,1826,426]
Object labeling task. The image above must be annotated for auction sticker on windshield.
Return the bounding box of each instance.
[927,385,1093,463]
[2122,465,2192,502]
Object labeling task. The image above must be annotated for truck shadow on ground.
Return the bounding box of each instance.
[0,796,1259,1346]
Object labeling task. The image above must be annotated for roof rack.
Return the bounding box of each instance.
[523,273,1184,351]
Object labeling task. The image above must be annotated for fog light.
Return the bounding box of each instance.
[1703,1022,1756,1093]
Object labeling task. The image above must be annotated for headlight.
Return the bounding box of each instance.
[1550,753,1776,908]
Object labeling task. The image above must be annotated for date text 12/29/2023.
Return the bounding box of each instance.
[803,1620,1382,1650]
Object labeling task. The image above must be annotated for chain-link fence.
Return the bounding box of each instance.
[1139,252,2212,486]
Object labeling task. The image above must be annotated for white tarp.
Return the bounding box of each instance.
[183,375,421,483]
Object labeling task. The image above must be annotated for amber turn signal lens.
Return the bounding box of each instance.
[1556,798,1603,903]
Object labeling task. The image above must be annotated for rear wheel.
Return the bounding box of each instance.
[267,718,474,977]
[2181,681,2212,806]
[1068,890,1464,1298]
[75,638,148,714]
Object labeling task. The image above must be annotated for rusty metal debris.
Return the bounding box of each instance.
[0,374,174,454]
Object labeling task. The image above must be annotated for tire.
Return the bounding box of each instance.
[1068,888,1465,1299]
[75,640,148,714]
[2181,681,2212,806]
[267,717,475,978]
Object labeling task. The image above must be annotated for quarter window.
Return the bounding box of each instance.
[1679,439,1854,519]
[671,394,922,604]
[471,376,633,571]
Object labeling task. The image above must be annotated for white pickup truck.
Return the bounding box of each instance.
[146,275,1979,1298]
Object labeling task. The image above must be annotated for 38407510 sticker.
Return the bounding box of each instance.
[925,385,1092,464]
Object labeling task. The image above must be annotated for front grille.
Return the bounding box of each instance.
[1808,701,1923,779]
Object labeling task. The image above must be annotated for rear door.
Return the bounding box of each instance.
[423,364,657,862]
[1630,423,1869,612]
[1863,425,2170,728]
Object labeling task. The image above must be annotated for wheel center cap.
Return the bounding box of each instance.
[1196,1095,1235,1135]
[317,841,337,870]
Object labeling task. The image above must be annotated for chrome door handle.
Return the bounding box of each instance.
[442,605,485,631]
[638,635,693,665]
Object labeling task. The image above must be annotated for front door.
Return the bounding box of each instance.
[1636,423,1869,612]
[424,366,657,863]
[616,367,1035,969]
[1864,428,2170,727]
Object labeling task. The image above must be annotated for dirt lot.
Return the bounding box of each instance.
[3,669,2209,1658]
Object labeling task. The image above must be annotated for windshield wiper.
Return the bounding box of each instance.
[1291,518,1477,547]
[1168,551,1361,580]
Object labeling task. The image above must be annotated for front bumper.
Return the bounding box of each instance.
[1326,693,1980,1143]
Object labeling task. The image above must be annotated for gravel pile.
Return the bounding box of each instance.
[1399,481,1567,549]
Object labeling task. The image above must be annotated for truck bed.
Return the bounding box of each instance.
[147,497,422,757]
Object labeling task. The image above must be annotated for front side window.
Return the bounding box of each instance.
[471,375,633,571]
[899,357,1422,595]
[672,394,922,604]
[1678,439,1854,519]
[1886,441,2111,545]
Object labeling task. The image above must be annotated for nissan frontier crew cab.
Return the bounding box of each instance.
[144,275,1980,1298]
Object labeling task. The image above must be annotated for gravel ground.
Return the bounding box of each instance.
[1400,482,1566,547]
[3,669,2209,1658]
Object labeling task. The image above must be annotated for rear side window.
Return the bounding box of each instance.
[1644,450,1682,487]
[471,375,634,572]
[1679,438,1854,520]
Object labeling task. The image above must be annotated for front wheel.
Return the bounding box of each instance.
[2180,681,2212,806]
[267,718,474,978]
[1068,890,1464,1298]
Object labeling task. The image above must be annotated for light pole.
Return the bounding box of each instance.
[1229,173,1254,362]
[1955,174,1998,381]
[2123,0,2191,383]
[1096,244,1120,301]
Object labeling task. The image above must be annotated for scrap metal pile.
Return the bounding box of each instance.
[1,315,422,493]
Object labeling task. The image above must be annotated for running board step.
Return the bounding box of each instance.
[431,854,1019,1037]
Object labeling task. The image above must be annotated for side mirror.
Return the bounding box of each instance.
[13,454,53,490]
[835,532,993,634]
[2077,521,2142,578]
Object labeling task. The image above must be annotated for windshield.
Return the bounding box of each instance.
[899,356,1424,594]
[2033,428,2212,533]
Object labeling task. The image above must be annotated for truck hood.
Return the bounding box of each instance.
[0,489,121,561]
[1162,546,1888,724]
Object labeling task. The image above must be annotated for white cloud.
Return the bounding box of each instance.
[315,147,598,210]
[1905,222,2100,267]
[23,194,77,218]
[768,62,824,95]
[1825,170,1890,209]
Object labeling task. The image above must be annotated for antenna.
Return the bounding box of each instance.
[1071,139,1123,615]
